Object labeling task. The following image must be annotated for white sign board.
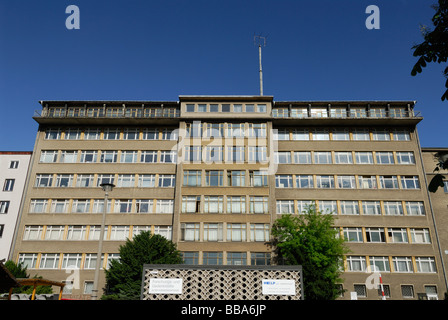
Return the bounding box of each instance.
[148,278,183,294]
[262,279,296,295]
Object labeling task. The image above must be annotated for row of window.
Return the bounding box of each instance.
[275,150,415,165]
[342,227,431,244]
[275,174,420,190]
[350,283,437,300]
[43,106,179,119]
[345,255,437,273]
[40,150,176,164]
[185,103,267,113]
[274,128,411,141]
[29,199,174,214]
[44,128,177,140]
[35,174,176,188]
[180,223,270,242]
[181,252,271,266]
[272,106,410,119]
[23,225,172,241]
[277,200,425,216]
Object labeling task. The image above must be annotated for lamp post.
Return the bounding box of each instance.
[91,183,114,300]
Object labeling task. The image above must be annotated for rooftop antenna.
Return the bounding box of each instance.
[254,34,267,96]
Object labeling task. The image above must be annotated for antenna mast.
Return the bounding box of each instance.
[254,34,266,96]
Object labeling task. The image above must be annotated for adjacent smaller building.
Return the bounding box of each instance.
[0,151,32,261]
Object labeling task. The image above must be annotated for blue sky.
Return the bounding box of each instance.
[0,0,446,150]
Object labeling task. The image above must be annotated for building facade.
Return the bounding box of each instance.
[0,151,32,261]
[9,96,448,299]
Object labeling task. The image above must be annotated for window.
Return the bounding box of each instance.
[226,146,245,163]
[376,152,394,164]
[362,201,382,215]
[275,151,291,164]
[252,253,270,266]
[227,223,247,242]
[337,175,356,189]
[275,129,290,140]
[203,196,223,213]
[226,123,245,138]
[203,223,223,241]
[205,122,224,137]
[401,176,420,189]
[182,196,201,213]
[256,104,267,112]
[296,175,314,188]
[245,104,254,112]
[80,150,98,163]
[291,107,307,118]
[227,252,247,265]
[293,151,311,164]
[343,227,363,242]
[314,152,332,164]
[59,151,78,163]
[104,128,120,140]
[71,200,90,213]
[275,175,293,188]
[350,107,367,118]
[249,197,268,214]
[379,176,399,189]
[310,107,328,118]
[384,201,404,215]
[67,226,87,240]
[233,104,242,113]
[35,174,53,188]
[405,201,425,216]
[330,107,347,118]
[248,146,267,163]
[352,129,370,141]
[181,223,200,241]
[110,226,130,240]
[396,152,415,164]
[249,170,268,187]
[393,129,410,141]
[62,253,82,269]
[370,107,386,118]
[227,170,245,187]
[156,200,174,214]
[369,256,390,272]
[135,200,153,213]
[120,151,138,163]
[388,228,408,243]
[117,174,135,188]
[185,146,202,162]
[153,226,172,239]
[100,151,118,163]
[358,176,377,189]
[205,170,223,187]
[250,224,270,242]
[18,253,38,269]
[50,199,69,213]
[183,170,202,187]
[247,123,266,137]
[65,128,81,140]
[186,104,195,112]
[392,257,413,273]
[318,200,337,215]
[97,174,115,187]
[123,129,139,140]
[316,175,335,189]
[76,174,94,187]
[372,129,390,141]
[334,152,353,164]
[227,196,246,214]
[114,200,133,213]
[84,254,99,270]
[45,129,62,140]
[296,200,314,214]
[9,160,19,169]
[346,256,367,272]
[204,146,223,163]
[401,285,414,299]
[45,225,64,240]
[410,228,431,244]
[292,129,309,140]
[160,151,177,163]
[276,200,295,214]
[355,152,373,164]
[444,181,448,193]
[158,174,175,188]
[0,201,10,214]
[84,129,101,140]
[141,151,157,163]
[312,129,329,140]
[3,179,16,191]
[55,174,74,188]
[23,226,43,240]
[30,199,48,213]
[340,201,360,215]
[210,104,219,112]
[40,150,58,163]
[332,129,350,140]
[365,228,385,243]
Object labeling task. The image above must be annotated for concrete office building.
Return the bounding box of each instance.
[0,151,32,261]
[9,96,448,299]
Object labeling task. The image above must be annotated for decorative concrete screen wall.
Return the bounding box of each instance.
[140,264,303,300]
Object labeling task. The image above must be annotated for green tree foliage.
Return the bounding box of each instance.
[270,205,348,300]
[103,231,182,300]
[411,0,448,101]
[2,260,52,295]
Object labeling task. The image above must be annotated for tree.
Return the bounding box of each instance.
[2,260,52,295]
[103,231,182,300]
[428,151,448,192]
[269,205,348,300]
[411,0,448,101]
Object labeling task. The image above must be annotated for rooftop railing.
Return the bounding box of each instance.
[34,107,180,119]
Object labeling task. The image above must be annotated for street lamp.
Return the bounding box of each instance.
[91,183,114,300]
